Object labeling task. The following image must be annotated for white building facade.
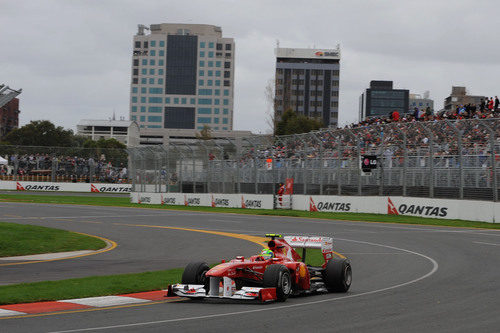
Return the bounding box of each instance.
[130,23,235,132]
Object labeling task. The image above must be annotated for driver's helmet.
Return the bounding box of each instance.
[260,248,274,260]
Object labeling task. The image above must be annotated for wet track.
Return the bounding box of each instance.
[0,202,499,332]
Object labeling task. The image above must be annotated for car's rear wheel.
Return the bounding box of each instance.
[322,258,352,292]
[181,262,209,288]
[263,264,292,301]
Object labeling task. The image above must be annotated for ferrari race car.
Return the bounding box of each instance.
[167,234,352,302]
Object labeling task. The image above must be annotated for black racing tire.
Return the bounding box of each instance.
[181,262,210,288]
[323,258,352,293]
[263,264,292,302]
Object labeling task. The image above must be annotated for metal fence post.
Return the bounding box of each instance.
[446,120,463,199]
[337,137,341,195]
[416,122,434,198]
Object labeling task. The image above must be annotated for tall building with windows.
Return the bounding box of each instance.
[130,23,235,131]
[274,46,341,127]
[359,81,409,121]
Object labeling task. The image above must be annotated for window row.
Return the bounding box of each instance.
[276,69,340,76]
[199,79,231,87]
[197,117,229,124]
[275,90,340,97]
[200,42,232,51]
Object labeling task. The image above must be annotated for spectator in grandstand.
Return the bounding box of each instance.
[391,110,400,122]
[495,96,499,112]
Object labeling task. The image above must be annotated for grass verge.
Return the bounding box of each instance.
[0,222,106,257]
[1,193,499,229]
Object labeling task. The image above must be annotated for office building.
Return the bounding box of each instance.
[274,46,341,127]
[130,23,235,131]
[359,81,409,121]
[76,119,140,147]
[0,84,21,139]
[409,91,434,112]
[444,86,486,111]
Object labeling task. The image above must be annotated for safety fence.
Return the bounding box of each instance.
[129,118,500,202]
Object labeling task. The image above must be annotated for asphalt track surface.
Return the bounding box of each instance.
[0,202,499,332]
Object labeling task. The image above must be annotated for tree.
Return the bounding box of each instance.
[275,109,323,136]
[1,120,74,146]
[264,78,276,134]
[196,125,212,140]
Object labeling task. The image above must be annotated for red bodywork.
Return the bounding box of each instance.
[205,237,332,292]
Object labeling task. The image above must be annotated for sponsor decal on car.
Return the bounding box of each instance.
[309,197,351,212]
[387,197,448,217]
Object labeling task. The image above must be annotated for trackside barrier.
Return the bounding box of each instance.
[0,181,131,193]
[131,192,500,223]
[130,192,274,210]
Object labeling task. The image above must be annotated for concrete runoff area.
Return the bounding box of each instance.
[0,202,498,332]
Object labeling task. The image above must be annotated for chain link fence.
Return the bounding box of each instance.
[0,146,129,183]
[129,118,500,202]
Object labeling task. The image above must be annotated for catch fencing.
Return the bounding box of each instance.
[129,118,500,202]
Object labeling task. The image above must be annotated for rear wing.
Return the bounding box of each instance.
[284,236,333,254]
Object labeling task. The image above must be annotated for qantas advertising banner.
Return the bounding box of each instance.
[0,181,131,193]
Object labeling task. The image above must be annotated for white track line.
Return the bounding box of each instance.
[473,241,500,246]
[48,238,439,333]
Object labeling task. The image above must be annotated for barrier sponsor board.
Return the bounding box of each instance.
[0,181,131,193]
[130,192,274,210]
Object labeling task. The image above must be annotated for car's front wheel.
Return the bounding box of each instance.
[181,261,209,286]
[263,264,292,301]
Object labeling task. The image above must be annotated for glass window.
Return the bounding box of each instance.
[198,98,212,105]
[149,107,162,113]
[131,96,137,103]
[207,80,213,86]
[223,108,228,114]
[216,61,221,67]
[181,98,187,104]
[150,59,155,66]
[148,125,161,128]
[134,41,141,48]
[159,40,165,47]
[223,127,228,130]
[141,87,146,93]
[215,80,220,86]
[198,117,211,123]
[158,59,164,65]
[158,69,164,75]
[224,71,230,78]
[199,79,204,86]
[132,87,138,93]
[165,97,170,103]
[149,78,154,84]
[149,68,155,75]
[148,116,162,122]
[198,108,211,114]
[216,43,222,50]
[214,108,220,114]
[222,118,228,124]
[209,42,214,48]
[199,89,212,95]
[141,78,147,84]
[225,44,232,50]
[200,42,206,48]
[199,60,205,67]
[148,97,162,103]
[208,70,213,77]
[131,115,137,120]
[199,70,205,76]
[158,78,163,84]
[208,51,214,57]
[208,61,213,67]
[132,106,137,112]
[149,87,163,94]
[214,89,220,96]
[190,98,195,104]
[150,50,156,56]
[141,68,147,75]
[214,118,219,124]
[140,116,145,122]
[214,99,220,105]
[141,106,146,112]
[224,90,229,96]
[133,59,139,66]
[200,51,205,57]
[150,41,156,47]
[224,62,230,68]
[174,98,179,104]
[142,59,147,65]
[223,99,229,105]
[144,41,148,48]
[224,80,230,86]
[216,70,221,77]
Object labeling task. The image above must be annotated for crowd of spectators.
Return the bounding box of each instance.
[0,154,128,183]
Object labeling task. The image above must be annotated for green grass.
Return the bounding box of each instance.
[0,222,106,257]
[0,269,184,305]
[295,248,325,267]
[1,193,499,230]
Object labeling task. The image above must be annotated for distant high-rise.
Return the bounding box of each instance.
[130,23,235,131]
[359,81,409,121]
[274,46,341,128]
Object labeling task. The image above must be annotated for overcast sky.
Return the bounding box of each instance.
[2,0,499,134]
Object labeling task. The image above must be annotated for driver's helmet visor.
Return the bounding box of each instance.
[260,248,273,259]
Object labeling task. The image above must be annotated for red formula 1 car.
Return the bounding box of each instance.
[167,234,352,302]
